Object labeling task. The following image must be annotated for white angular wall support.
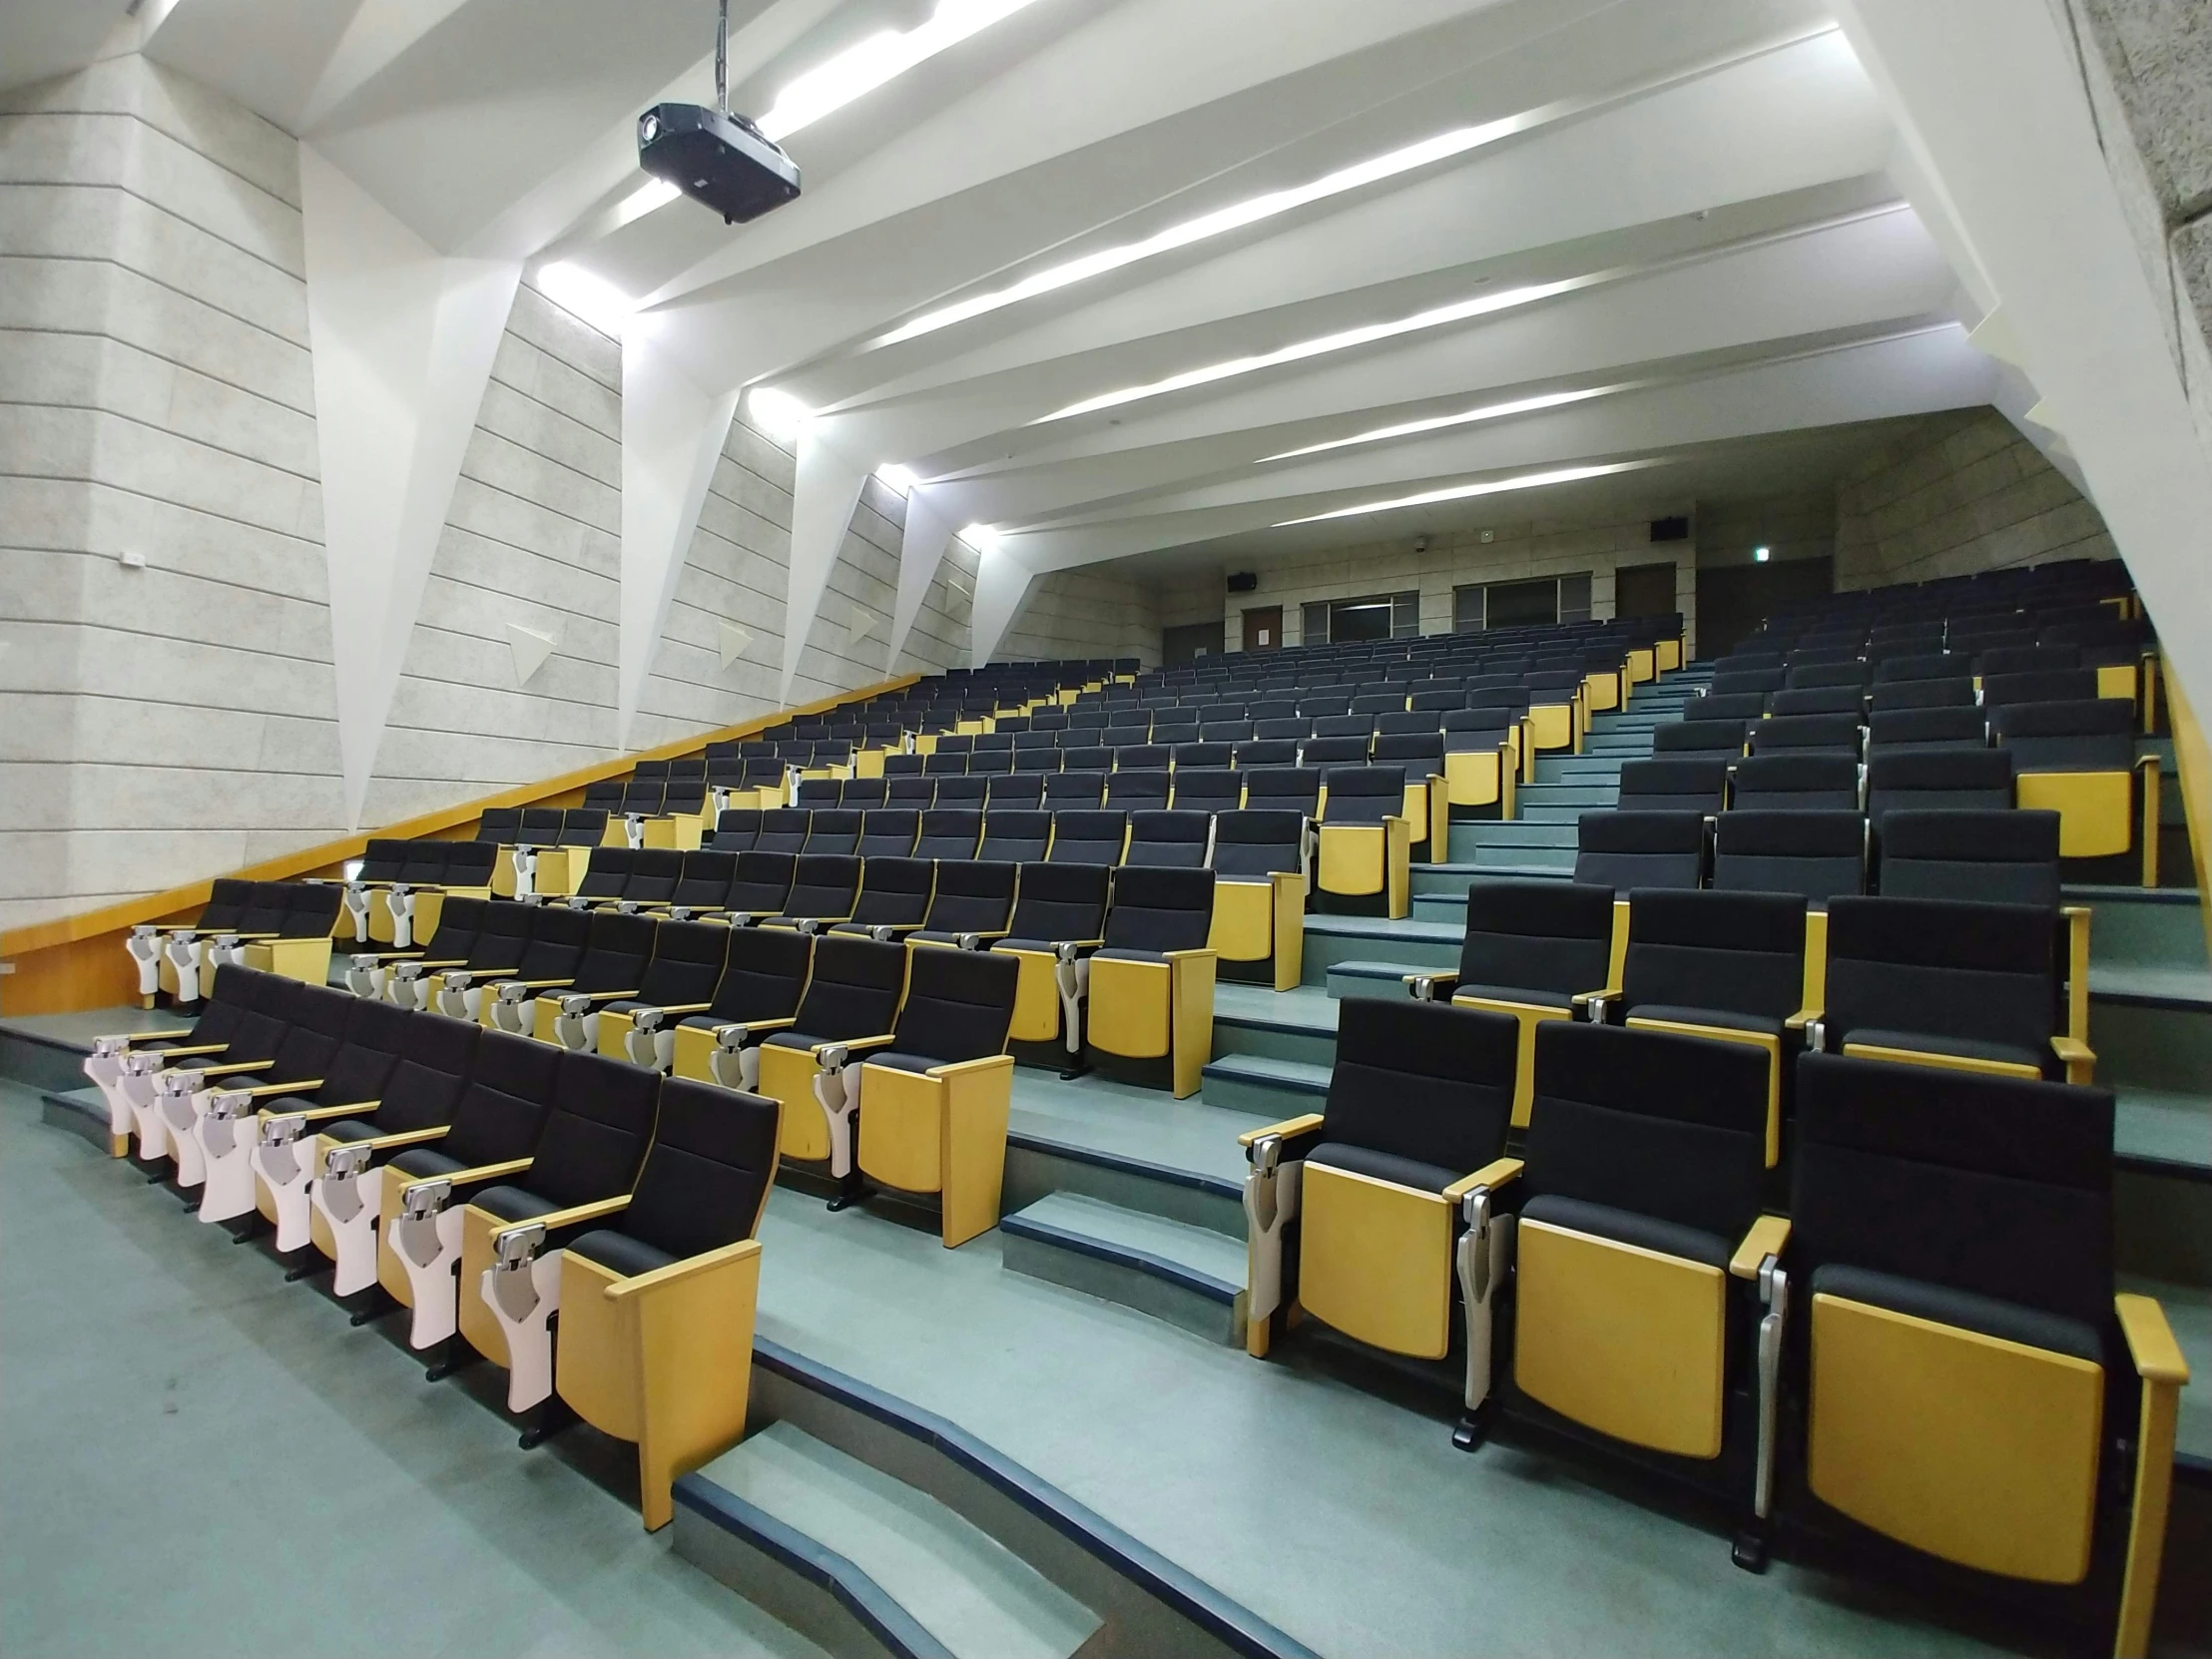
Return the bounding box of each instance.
[301,145,521,829]
[620,331,740,751]
[781,424,870,704]
[969,541,1035,668]
[505,622,556,686]
[885,484,954,669]
[1835,0,2212,722]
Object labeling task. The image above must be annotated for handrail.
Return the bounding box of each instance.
[0,672,918,957]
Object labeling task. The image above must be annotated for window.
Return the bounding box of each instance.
[1559,572,1592,624]
[1454,572,1593,631]
[1452,585,1483,633]
[1301,600,1330,646]
[1302,591,1416,644]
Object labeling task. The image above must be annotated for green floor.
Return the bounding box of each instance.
[5,1080,2207,1657]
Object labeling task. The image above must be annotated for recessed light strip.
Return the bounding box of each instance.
[758,0,1048,142]
[1273,458,1666,527]
[1257,382,1633,462]
[1035,275,1601,423]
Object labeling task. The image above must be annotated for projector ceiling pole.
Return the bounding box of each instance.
[715,0,729,115]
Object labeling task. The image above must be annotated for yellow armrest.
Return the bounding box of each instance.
[394,1155,533,1194]
[552,986,642,1003]
[1163,947,1218,962]
[105,1027,195,1043]
[1443,1156,1525,1201]
[487,1194,631,1243]
[233,1077,325,1097]
[192,1059,276,1078]
[1785,1007,1821,1031]
[2115,1293,2190,1384]
[605,1237,763,1301]
[646,1001,715,1015]
[154,1043,232,1059]
[262,1099,376,1124]
[347,1124,451,1153]
[720,1016,798,1037]
[1569,988,1618,1010]
[924,1053,1015,1080]
[1730,1215,1793,1280]
[1238,1112,1326,1148]
[816,1032,899,1057]
[1407,970,1460,996]
[503,977,580,990]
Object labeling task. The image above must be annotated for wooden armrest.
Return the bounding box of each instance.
[1570,987,1617,1009]
[569,987,641,1002]
[1443,1156,1525,1201]
[1730,1215,1793,1280]
[105,1027,195,1043]
[2051,1035,2096,1061]
[394,1155,533,1193]
[263,1099,375,1124]
[486,1194,631,1241]
[817,1032,898,1057]
[457,964,523,979]
[502,977,579,991]
[646,1001,715,1015]
[2115,1293,2190,1384]
[347,1125,450,1153]
[1785,1007,1821,1031]
[1238,1112,1326,1148]
[1163,948,1218,963]
[403,956,468,969]
[231,1077,325,1098]
[192,1059,275,1078]
[924,1053,1014,1080]
[718,1016,797,1038]
[605,1237,762,1301]
[1406,969,1459,996]
[153,1043,232,1059]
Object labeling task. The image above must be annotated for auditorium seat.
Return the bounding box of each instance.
[1616,758,1728,815]
[914,809,984,860]
[755,809,812,854]
[163,978,352,1194]
[1786,1053,2185,1651]
[1573,811,1705,889]
[1044,810,1126,864]
[1440,710,1517,812]
[100,966,296,1162]
[1727,754,1861,813]
[909,860,1018,948]
[1316,765,1414,917]
[424,901,566,1023]
[1866,749,2014,821]
[669,924,815,1093]
[1653,719,1749,758]
[596,920,733,1070]
[706,809,762,851]
[1994,699,2158,879]
[1240,996,1520,1399]
[1749,715,1861,759]
[990,862,1111,1060]
[716,850,799,924]
[1409,879,1620,1127]
[345,894,487,1003]
[1170,768,1241,814]
[1814,894,2087,1082]
[547,1077,779,1530]
[761,853,863,932]
[501,908,653,1049]
[1875,809,2062,907]
[1081,865,1216,1097]
[1601,888,1815,1166]
[1207,810,1308,991]
[828,856,936,942]
[1124,811,1211,868]
[1493,1019,1784,1562]
[978,810,1052,862]
[754,936,910,1165]
[127,875,251,1007]
[839,948,1021,1245]
[1711,812,1866,907]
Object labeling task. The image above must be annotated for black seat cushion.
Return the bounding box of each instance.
[1520,1193,1732,1271]
[865,1050,941,1075]
[565,1229,675,1278]
[1811,1264,2101,1363]
[321,1119,382,1144]
[1307,1141,1462,1196]
[763,1029,824,1051]
[1457,982,1573,1010]
[387,1145,469,1180]
[470,1184,562,1224]
[1092,946,1168,964]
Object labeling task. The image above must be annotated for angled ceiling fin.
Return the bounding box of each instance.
[781,423,869,702]
[969,545,1035,667]
[505,622,556,685]
[886,484,954,668]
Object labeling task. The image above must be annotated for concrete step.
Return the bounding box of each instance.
[1520,805,1604,825]
[1411,862,1575,895]
[1300,915,1459,985]
[1000,1192,1246,1344]
[1513,786,1619,809]
[2072,885,2207,972]
[1324,958,1433,999]
[1533,759,1627,784]
[1199,1052,1330,1117]
[694,1420,1103,1659]
[1211,984,1338,1069]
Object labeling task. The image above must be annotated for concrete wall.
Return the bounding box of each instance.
[0,50,993,930]
[996,566,1161,667]
[1696,491,1838,568]
[1833,407,2120,589]
[1173,508,1699,658]
[0,48,343,928]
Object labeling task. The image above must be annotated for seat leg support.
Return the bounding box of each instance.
[1242,1144,1303,1360]
[1454,1199,1514,1450]
[482,1246,565,1415]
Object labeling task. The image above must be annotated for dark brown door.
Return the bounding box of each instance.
[1242,606,1283,652]
[1614,562,1678,619]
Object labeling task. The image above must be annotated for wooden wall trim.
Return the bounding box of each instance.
[1,674,918,959]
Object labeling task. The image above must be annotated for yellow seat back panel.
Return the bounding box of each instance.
[1443,748,1501,810]
[1209,880,1276,963]
[557,1253,642,1442]
[756,1042,830,1161]
[856,1064,944,1195]
[2015,770,2132,858]
[670,1021,717,1084]
[1299,1164,1453,1360]
[1318,823,1385,896]
[1514,1219,1727,1459]
[1808,1293,2102,1584]
[997,948,1061,1043]
[1087,956,1171,1059]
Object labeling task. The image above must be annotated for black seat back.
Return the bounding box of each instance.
[1728,753,1860,813]
[1124,811,1211,867]
[1103,865,1214,953]
[780,854,861,921]
[1002,862,1109,943]
[523,1049,662,1208]
[920,860,1017,932]
[616,1078,781,1257]
[1876,809,2061,907]
[1620,888,1807,1025]
[888,947,1018,1064]
[1711,811,1865,906]
[1616,758,1728,815]
[1823,895,2058,1062]
[1046,810,1126,863]
[979,811,1052,862]
[705,925,813,1024]
[1322,997,1519,1179]
[1458,880,1615,1000]
[1573,811,1705,890]
[632,919,729,1006]
[791,936,908,1040]
[443,1028,563,1167]
[726,851,797,915]
[1867,749,2013,821]
[573,909,656,993]
[1211,810,1302,878]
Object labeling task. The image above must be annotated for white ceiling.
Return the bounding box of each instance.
[10,0,2010,577]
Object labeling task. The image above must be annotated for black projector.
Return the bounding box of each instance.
[637,102,800,225]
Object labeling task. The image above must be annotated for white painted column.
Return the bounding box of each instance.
[780,423,870,703]
[885,484,955,669]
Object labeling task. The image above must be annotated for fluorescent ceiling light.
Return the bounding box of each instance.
[877,112,1552,347]
[1259,384,1627,463]
[875,462,917,493]
[535,260,637,337]
[758,0,1047,143]
[1274,459,1665,527]
[960,523,999,553]
[613,177,681,229]
[748,384,813,440]
[1038,275,1598,423]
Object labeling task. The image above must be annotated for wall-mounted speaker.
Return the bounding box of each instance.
[1649,516,1690,543]
[1226,571,1259,593]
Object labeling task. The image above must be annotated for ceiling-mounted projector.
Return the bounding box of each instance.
[638,104,799,224]
[637,0,801,225]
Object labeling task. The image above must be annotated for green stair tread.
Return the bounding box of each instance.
[1009,1070,1259,1187]
[2091,964,2212,1009]
[1214,982,1339,1033]
[699,1422,1101,1659]
[1004,1193,1247,1292]
[1202,1053,1332,1093]
[1303,915,1462,944]
[2114,1087,2212,1174]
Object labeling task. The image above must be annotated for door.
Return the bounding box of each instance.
[1615,562,1679,619]
[1243,606,1283,653]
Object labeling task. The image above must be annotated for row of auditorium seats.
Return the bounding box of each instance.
[341,859,1225,1096]
[1575,807,2074,908]
[126,879,342,1006]
[1239,993,2181,1655]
